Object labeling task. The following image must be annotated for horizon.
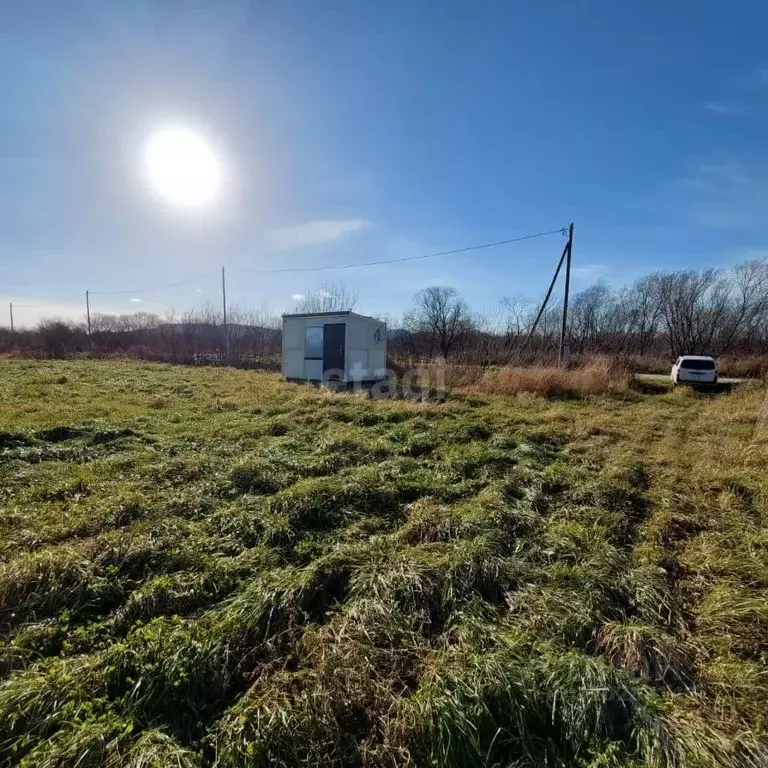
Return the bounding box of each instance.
[3,1,768,327]
[3,250,762,333]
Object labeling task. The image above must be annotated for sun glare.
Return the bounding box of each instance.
[144,126,222,209]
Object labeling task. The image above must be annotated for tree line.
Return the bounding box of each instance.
[0,305,282,368]
[395,259,768,364]
[2,260,767,365]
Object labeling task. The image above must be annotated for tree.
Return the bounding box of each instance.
[620,275,663,355]
[37,320,84,358]
[569,281,618,352]
[227,303,281,364]
[404,286,474,359]
[654,269,732,355]
[500,294,535,349]
[294,283,358,313]
[717,260,768,352]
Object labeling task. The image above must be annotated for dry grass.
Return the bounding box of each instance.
[718,355,768,379]
[407,354,766,398]
[471,358,632,397]
[405,354,768,392]
[407,358,633,397]
[616,353,768,379]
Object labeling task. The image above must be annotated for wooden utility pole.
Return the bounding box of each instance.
[85,290,91,336]
[9,303,13,333]
[221,266,229,358]
[558,223,574,366]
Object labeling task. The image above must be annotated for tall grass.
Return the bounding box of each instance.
[408,357,634,397]
[407,357,635,397]
[472,358,633,397]
[403,354,768,394]
[0,359,766,766]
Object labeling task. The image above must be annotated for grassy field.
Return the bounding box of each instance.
[0,360,767,767]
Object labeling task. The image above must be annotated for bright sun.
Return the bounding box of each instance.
[144,127,222,209]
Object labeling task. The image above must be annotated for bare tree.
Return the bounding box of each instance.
[654,269,732,355]
[500,294,535,349]
[569,281,618,352]
[162,307,179,363]
[227,303,281,364]
[717,260,768,352]
[178,303,223,360]
[404,286,474,359]
[294,283,358,313]
[620,276,663,355]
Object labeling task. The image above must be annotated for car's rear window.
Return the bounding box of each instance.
[680,359,715,370]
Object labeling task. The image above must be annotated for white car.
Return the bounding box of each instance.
[671,355,718,385]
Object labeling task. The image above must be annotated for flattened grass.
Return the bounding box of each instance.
[0,359,767,766]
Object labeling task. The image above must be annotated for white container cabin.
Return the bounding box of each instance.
[282,311,387,384]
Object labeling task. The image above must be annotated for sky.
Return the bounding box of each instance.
[2,0,768,327]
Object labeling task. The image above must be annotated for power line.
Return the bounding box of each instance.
[7,275,211,308]
[10,275,208,308]
[12,293,85,309]
[89,272,216,296]
[230,227,567,274]
[4,227,567,309]
[9,274,209,310]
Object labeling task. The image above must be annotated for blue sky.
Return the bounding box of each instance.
[2,1,768,326]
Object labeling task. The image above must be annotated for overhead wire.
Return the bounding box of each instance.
[89,271,217,296]
[229,227,567,274]
[12,294,86,309]
[5,226,567,307]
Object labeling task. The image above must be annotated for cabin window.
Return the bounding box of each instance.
[305,326,323,359]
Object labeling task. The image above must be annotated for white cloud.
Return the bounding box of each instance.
[572,264,605,280]
[702,102,743,115]
[267,219,370,250]
[129,297,144,303]
[681,161,749,193]
[291,293,305,301]
[679,156,768,229]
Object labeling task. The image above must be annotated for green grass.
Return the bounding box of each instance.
[0,359,767,766]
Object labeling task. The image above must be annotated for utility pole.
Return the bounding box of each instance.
[9,303,13,333]
[558,223,574,366]
[85,291,91,339]
[221,266,229,358]
[85,290,91,336]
